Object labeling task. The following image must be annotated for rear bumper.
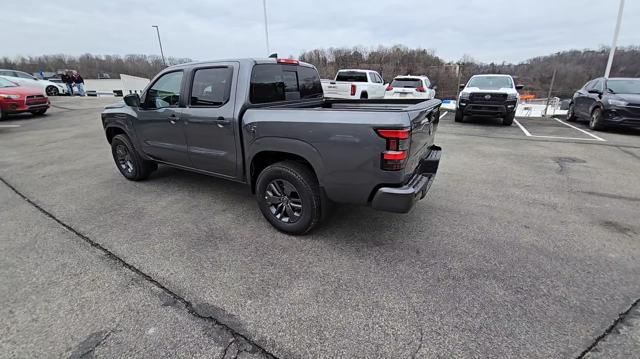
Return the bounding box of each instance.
[370,145,442,213]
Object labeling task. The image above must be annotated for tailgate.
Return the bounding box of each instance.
[405,105,439,175]
[322,81,352,98]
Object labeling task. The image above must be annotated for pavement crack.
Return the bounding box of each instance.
[68,330,112,359]
[221,338,237,359]
[0,176,278,359]
[575,296,640,358]
[616,146,640,161]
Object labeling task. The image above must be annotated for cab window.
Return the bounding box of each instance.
[190,67,233,107]
[144,71,183,109]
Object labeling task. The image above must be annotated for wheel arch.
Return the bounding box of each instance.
[247,139,324,193]
[105,125,127,144]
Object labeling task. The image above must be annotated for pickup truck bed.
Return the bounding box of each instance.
[244,98,441,205]
[102,58,441,234]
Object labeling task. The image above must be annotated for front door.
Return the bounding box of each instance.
[181,64,238,178]
[135,70,190,166]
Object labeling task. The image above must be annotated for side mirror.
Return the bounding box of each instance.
[459,84,466,90]
[431,85,438,91]
[515,84,524,90]
[588,89,602,95]
[124,93,140,107]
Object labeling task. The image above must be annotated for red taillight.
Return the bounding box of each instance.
[376,128,411,171]
[277,58,299,65]
[416,86,426,93]
[376,129,410,140]
[351,84,356,96]
[386,85,393,91]
[382,151,407,160]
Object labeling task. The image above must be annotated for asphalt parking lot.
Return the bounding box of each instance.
[1,97,639,358]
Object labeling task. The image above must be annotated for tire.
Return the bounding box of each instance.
[255,161,322,235]
[111,134,157,181]
[360,92,368,99]
[0,110,4,121]
[566,103,577,122]
[589,107,605,131]
[454,110,464,122]
[46,86,59,96]
[502,112,515,126]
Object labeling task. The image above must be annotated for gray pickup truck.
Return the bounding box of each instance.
[101,58,442,234]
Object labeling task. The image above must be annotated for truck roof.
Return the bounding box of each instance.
[471,74,513,78]
[337,69,377,73]
[166,58,315,70]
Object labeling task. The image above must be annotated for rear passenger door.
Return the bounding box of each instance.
[370,72,385,98]
[574,80,594,116]
[181,63,238,178]
[583,78,603,114]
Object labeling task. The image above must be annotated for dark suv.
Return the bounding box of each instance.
[567,77,640,130]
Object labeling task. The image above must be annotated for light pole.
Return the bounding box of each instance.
[152,25,167,67]
[262,0,270,55]
[604,0,625,78]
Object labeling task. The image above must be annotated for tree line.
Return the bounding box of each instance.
[3,45,639,99]
[300,45,640,98]
[0,54,192,80]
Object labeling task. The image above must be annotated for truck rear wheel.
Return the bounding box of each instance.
[255,161,322,235]
[111,134,157,181]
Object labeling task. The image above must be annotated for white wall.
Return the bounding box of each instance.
[84,74,150,96]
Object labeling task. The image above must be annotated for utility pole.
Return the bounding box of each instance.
[544,69,557,117]
[605,0,625,78]
[152,25,166,67]
[454,64,462,100]
[262,0,271,55]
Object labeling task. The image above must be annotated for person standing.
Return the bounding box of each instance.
[72,71,86,96]
[61,71,74,95]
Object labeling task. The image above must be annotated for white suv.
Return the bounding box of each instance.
[384,75,436,99]
[456,74,522,126]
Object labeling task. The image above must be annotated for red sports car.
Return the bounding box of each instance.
[0,77,49,120]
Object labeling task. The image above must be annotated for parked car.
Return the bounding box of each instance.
[567,77,640,130]
[385,75,437,99]
[321,69,386,99]
[455,74,523,126]
[0,69,68,96]
[0,77,50,120]
[101,58,442,234]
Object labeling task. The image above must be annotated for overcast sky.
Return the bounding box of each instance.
[4,0,639,64]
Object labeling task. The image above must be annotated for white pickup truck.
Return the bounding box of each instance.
[321,69,386,99]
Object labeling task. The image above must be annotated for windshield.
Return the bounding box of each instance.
[0,77,18,88]
[607,79,640,94]
[335,71,368,82]
[391,78,422,88]
[467,76,513,90]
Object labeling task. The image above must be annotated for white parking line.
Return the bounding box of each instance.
[439,111,448,120]
[513,119,532,136]
[513,119,606,142]
[551,117,606,141]
[0,125,21,128]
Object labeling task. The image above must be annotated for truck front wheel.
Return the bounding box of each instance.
[111,134,157,181]
[454,110,464,122]
[503,112,515,126]
[255,161,322,235]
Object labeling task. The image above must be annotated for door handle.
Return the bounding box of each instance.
[168,114,179,124]
[215,116,231,127]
